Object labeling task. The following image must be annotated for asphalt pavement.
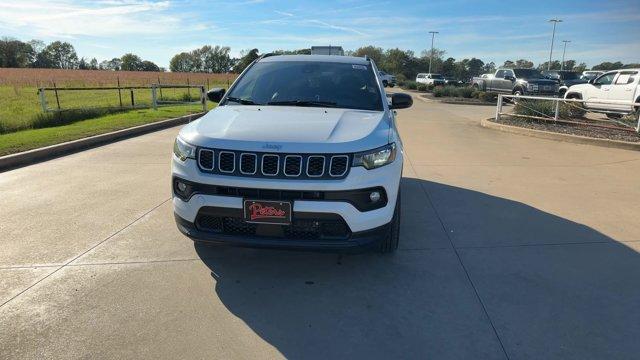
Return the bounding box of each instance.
[1,94,640,359]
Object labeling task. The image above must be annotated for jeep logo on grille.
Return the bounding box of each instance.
[262,143,282,151]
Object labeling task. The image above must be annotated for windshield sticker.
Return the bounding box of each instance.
[352,64,368,70]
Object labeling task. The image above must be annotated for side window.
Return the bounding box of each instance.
[595,72,616,85]
[495,70,504,78]
[615,72,637,85]
[505,70,515,78]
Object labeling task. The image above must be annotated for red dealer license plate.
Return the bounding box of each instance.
[243,200,292,225]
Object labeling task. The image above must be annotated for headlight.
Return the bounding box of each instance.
[173,137,195,161]
[353,143,396,170]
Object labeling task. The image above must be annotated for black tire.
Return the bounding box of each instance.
[378,188,401,253]
[382,80,388,87]
[472,84,479,90]
[389,84,395,88]
[606,113,622,120]
[565,93,587,118]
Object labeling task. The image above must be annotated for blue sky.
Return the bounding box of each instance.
[1,0,638,69]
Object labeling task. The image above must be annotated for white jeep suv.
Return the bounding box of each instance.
[565,69,640,118]
[172,54,413,252]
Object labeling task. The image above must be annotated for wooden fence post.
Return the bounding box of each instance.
[117,77,123,108]
[130,89,135,107]
[53,81,61,110]
[187,77,191,100]
[158,75,163,100]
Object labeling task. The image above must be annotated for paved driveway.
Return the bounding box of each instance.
[2,95,640,359]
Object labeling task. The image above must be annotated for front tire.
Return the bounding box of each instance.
[382,80,388,88]
[378,189,401,253]
[606,113,622,120]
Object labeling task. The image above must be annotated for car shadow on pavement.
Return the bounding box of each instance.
[194,178,640,359]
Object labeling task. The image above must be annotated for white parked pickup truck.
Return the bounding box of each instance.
[564,69,640,118]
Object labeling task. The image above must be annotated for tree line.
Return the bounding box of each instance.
[2,37,638,78]
[0,37,161,71]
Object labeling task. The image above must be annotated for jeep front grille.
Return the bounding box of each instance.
[197,148,351,180]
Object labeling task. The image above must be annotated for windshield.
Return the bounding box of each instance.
[431,74,444,79]
[513,69,544,79]
[226,61,383,111]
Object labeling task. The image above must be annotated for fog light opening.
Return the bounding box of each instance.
[369,191,381,203]
[177,181,188,192]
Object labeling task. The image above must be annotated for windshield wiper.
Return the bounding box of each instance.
[226,96,257,105]
[267,100,338,108]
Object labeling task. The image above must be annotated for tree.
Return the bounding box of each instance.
[482,62,496,74]
[140,60,160,72]
[502,60,516,68]
[382,48,415,78]
[120,53,143,71]
[233,48,259,73]
[170,52,195,72]
[441,57,456,77]
[537,60,561,70]
[592,61,624,71]
[353,46,384,66]
[99,58,122,71]
[467,58,484,77]
[78,57,88,69]
[573,62,587,72]
[89,58,98,70]
[37,41,78,69]
[0,37,34,68]
[515,59,534,68]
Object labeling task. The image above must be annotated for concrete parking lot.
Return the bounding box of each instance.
[2,95,640,359]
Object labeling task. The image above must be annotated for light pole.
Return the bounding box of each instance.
[428,31,439,74]
[547,19,562,70]
[560,40,570,71]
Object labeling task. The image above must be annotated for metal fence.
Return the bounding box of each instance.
[495,94,640,133]
[37,83,207,113]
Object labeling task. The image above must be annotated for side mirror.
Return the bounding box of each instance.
[207,88,226,102]
[390,93,413,110]
[588,78,595,84]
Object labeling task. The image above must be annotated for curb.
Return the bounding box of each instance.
[440,99,496,106]
[0,112,205,172]
[481,118,640,151]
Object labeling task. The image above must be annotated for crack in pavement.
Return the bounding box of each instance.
[0,198,171,309]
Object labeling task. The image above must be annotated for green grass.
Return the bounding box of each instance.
[0,84,225,134]
[0,103,215,156]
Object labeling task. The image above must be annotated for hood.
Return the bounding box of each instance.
[179,105,390,153]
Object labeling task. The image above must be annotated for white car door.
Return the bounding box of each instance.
[585,71,616,109]
[607,71,638,112]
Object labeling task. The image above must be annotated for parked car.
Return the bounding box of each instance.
[172,54,413,253]
[580,70,604,82]
[565,69,640,118]
[444,77,463,86]
[416,73,446,86]
[378,70,396,87]
[542,70,587,96]
[472,68,558,96]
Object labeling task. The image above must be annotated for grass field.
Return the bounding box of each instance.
[0,103,215,156]
[0,68,235,156]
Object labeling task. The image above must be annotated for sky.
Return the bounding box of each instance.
[0,0,639,69]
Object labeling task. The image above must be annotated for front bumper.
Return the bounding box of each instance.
[172,151,402,248]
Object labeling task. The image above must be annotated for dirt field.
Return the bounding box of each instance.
[0,68,236,88]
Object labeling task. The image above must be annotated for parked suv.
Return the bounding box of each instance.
[542,70,587,97]
[378,70,396,87]
[416,73,446,86]
[564,69,640,118]
[172,54,413,252]
[472,68,558,96]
